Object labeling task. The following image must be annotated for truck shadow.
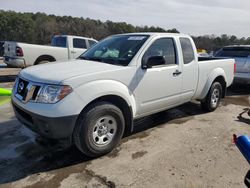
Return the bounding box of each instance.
[0,102,205,184]
[227,84,250,96]
[131,102,204,135]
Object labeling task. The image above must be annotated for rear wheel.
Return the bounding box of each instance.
[74,102,125,157]
[201,82,222,112]
[36,60,50,65]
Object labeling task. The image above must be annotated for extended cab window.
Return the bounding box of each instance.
[143,38,176,67]
[180,38,195,64]
[73,38,87,49]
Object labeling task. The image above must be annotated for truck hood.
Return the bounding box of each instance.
[20,59,128,85]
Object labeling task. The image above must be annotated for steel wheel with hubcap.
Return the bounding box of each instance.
[74,102,125,157]
[92,116,117,147]
[211,88,220,108]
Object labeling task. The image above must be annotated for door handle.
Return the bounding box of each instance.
[71,51,76,54]
[173,70,182,76]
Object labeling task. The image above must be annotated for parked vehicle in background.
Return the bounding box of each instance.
[0,41,4,58]
[3,35,98,68]
[214,45,250,84]
[12,33,235,157]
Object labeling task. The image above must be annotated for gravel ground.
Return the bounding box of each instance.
[0,85,249,188]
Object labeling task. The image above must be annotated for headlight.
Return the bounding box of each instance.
[37,85,72,104]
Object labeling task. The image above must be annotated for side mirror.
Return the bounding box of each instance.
[142,56,165,69]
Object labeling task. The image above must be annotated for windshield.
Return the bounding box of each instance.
[215,47,250,58]
[79,35,149,66]
[51,36,67,48]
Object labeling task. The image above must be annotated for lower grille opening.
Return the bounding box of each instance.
[14,105,33,124]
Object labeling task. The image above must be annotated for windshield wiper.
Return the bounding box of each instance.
[78,56,126,66]
[78,56,103,62]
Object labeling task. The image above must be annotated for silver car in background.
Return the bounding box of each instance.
[214,45,250,84]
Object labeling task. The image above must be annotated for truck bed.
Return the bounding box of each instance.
[194,58,235,100]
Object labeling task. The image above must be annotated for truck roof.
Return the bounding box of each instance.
[54,35,97,41]
[114,32,191,38]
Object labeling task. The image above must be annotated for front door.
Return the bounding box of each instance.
[135,37,182,116]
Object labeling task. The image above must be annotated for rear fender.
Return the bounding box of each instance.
[199,68,226,100]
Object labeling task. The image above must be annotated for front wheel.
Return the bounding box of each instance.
[73,102,125,157]
[201,82,222,112]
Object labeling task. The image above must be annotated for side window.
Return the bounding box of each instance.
[88,40,97,48]
[73,38,87,49]
[180,38,195,64]
[51,37,67,48]
[143,38,176,67]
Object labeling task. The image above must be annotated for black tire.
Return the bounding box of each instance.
[201,82,222,112]
[73,102,125,157]
[244,170,250,188]
[36,60,49,65]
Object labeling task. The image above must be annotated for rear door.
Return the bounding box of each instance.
[72,38,87,58]
[179,37,198,102]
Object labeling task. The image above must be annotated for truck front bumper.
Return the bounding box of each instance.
[4,56,25,68]
[12,100,78,139]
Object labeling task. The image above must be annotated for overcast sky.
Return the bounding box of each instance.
[1,0,250,37]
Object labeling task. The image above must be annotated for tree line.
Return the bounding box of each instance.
[0,10,178,44]
[0,10,249,51]
[193,34,250,52]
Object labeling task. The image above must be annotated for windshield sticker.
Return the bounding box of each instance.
[128,36,146,41]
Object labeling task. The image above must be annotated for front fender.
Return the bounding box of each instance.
[74,80,137,116]
[199,67,226,100]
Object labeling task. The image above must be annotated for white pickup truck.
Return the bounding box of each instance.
[3,35,98,68]
[12,33,235,157]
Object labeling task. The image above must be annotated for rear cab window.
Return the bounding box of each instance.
[73,38,87,49]
[51,37,67,48]
[180,38,195,64]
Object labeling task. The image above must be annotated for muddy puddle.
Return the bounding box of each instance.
[0,101,203,184]
[0,113,89,184]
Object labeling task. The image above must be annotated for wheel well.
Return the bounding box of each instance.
[82,95,133,136]
[213,76,226,98]
[34,55,56,65]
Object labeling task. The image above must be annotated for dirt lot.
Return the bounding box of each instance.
[0,77,249,187]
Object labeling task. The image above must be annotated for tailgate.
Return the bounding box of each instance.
[4,42,17,57]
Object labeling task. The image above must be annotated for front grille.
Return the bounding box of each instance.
[14,77,42,103]
[16,78,29,99]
